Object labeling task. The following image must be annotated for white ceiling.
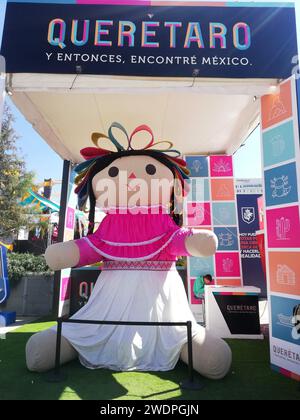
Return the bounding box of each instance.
[8,73,279,163]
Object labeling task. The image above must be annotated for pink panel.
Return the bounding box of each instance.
[215,252,241,277]
[187,202,211,226]
[66,207,75,230]
[60,277,71,301]
[266,206,300,248]
[210,155,233,177]
[77,0,151,4]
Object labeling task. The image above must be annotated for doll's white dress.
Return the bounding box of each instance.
[57,208,203,371]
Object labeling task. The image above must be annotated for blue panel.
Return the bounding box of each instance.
[189,256,215,278]
[262,120,296,168]
[236,193,267,297]
[264,162,298,207]
[187,178,210,202]
[212,202,237,226]
[271,295,300,346]
[214,227,239,251]
[185,156,209,178]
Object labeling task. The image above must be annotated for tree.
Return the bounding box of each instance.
[0,105,35,240]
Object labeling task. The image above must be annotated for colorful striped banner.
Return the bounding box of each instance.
[6,0,295,6]
[260,77,300,382]
[213,292,259,296]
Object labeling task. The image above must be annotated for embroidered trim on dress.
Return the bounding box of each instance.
[98,204,169,211]
[101,233,166,246]
[83,228,180,261]
[102,260,176,271]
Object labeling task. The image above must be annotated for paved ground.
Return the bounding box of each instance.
[0,317,38,338]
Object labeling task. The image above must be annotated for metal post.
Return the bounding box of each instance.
[180,321,204,391]
[187,321,194,383]
[52,160,71,317]
[54,318,62,375]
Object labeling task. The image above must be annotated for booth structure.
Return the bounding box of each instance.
[0,0,299,381]
[205,285,263,339]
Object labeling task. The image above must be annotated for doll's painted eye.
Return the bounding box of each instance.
[145,164,156,175]
[108,166,119,177]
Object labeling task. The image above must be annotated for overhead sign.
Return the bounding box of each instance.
[1,1,298,78]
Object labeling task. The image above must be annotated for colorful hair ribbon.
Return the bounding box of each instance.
[74,122,190,208]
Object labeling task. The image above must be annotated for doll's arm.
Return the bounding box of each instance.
[45,241,80,271]
[185,229,218,257]
[45,238,101,270]
[169,228,218,258]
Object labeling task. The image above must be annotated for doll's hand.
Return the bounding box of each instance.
[45,241,80,271]
[184,230,218,258]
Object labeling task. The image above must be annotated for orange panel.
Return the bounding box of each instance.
[269,251,300,296]
[261,80,293,130]
[216,278,242,287]
[211,178,235,201]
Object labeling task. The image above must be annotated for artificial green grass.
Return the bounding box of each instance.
[0,320,299,400]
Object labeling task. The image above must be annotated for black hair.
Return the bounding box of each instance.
[203,274,213,282]
[84,149,185,234]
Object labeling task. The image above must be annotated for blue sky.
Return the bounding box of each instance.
[0,0,299,185]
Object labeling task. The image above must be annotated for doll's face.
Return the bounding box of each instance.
[92,155,177,209]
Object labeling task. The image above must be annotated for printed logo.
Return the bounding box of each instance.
[218,233,234,247]
[275,217,291,240]
[216,184,231,197]
[188,204,205,221]
[276,313,293,328]
[269,95,287,122]
[271,296,300,345]
[213,159,231,174]
[241,207,255,224]
[191,160,202,174]
[276,306,300,341]
[270,134,286,157]
[222,258,234,273]
[276,264,296,286]
[272,344,300,362]
[270,175,291,199]
[292,304,300,340]
[185,156,209,178]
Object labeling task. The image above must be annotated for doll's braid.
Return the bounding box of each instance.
[88,191,96,235]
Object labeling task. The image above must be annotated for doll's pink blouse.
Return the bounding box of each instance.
[74,212,193,267]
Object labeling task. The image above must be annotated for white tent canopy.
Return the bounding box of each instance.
[8,73,278,163]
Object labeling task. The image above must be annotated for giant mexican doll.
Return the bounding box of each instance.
[26,123,232,379]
